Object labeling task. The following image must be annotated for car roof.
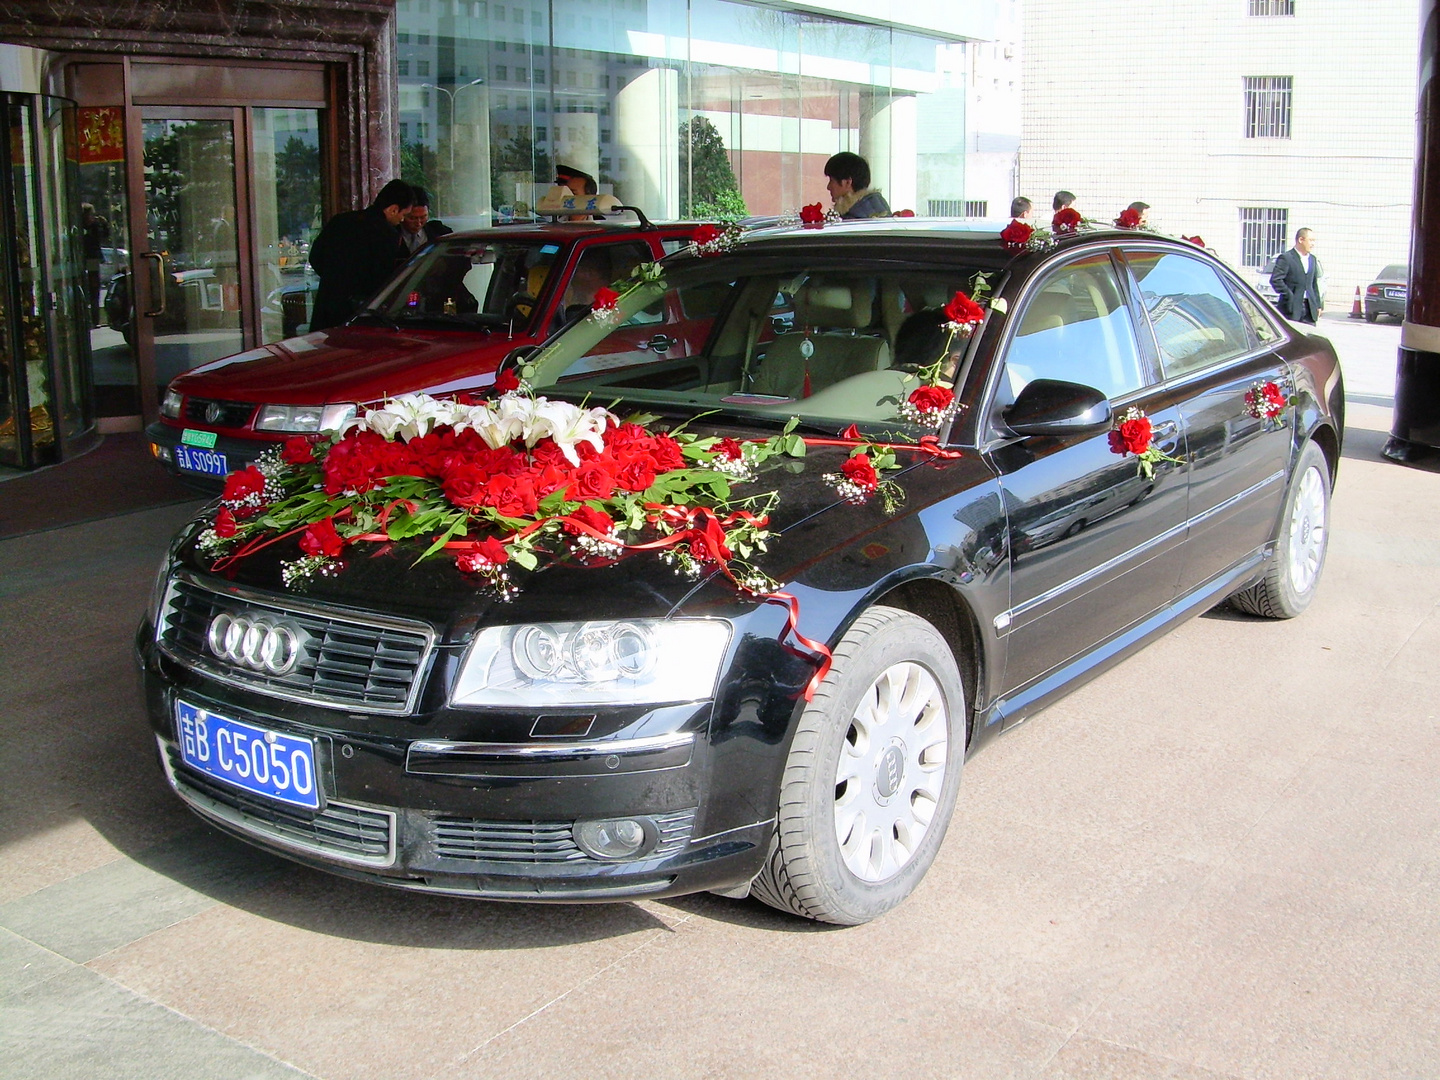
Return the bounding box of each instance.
[442,219,701,242]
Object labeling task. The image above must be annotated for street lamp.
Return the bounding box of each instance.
[421,78,485,175]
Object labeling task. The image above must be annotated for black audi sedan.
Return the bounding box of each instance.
[136,221,1343,924]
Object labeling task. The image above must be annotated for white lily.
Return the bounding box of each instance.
[365,393,451,442]
[531,398,614,464]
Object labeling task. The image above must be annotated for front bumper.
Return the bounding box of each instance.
[146,421,277,489]
[138,644,776,901]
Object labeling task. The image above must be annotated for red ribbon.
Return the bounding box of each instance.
[801,434,963,460]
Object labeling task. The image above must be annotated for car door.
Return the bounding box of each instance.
[984,249,1190,713]
[1122,247,1293,593]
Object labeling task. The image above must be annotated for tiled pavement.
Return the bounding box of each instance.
[2,317,1436,1079]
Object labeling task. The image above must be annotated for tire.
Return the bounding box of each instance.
[1365,311,1378,323]
[750,606,966,925]
[1231,441,1330,619]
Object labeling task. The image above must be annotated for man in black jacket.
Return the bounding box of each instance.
[397,186,454,264]
[308,179,415,331]
[1269,227,1324,324]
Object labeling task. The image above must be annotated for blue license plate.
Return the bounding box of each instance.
[176,701,320,810]
[175,445,229,477]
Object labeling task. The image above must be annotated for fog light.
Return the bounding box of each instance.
[574,817,657,861]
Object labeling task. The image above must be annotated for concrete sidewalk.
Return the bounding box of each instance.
[1,322,1436,1079]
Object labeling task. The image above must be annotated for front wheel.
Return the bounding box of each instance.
[1231,441,1330,618]
[750,606,966,924]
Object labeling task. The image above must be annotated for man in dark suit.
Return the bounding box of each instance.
[1269,227,1324,324]
[397,186,454,264]
[308,178,415,331]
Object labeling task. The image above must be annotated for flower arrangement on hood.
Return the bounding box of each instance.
[198,386,815,599]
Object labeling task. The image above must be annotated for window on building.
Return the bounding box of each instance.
[417,33,430,44]
[928,199,963,217]
[496,64,508,80]
[1240,207,1289,268]
[1248,0,1295,13]
[398,32,411,43]
[400,123,410,139]
[398,61,410,76]
[1244,76,1293,138]
[536,126,547,141]
[417,61,431,77]
[600,129,612,143]
[417,122,430,138]
[534,68,545,83]
[964,200,988,218]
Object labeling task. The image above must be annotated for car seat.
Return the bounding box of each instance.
[751,277,890,398]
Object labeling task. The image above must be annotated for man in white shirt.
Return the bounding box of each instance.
[1269,228,1324,324]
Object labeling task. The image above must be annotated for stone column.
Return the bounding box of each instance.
[1384,0,1440,467]
[860,90,917,215]
[615,67,679,220]
[451,85,491,223]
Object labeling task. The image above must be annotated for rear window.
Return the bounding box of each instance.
[1377,264,1408,281]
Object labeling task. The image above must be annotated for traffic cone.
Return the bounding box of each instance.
[1349,286,1363,319]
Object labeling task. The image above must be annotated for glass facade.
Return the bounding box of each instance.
[394,0,973,226]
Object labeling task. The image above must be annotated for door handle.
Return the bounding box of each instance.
[141,251,167,317]
[644,333,676,353]
[1151,419,1179,449]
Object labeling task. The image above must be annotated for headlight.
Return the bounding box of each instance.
[451,619,731,707]
[254,403,356,433]
[160,388,183,419]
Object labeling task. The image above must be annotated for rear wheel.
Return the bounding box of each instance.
[1231,441,1330,618]
[750,606,965,924]
[1365,311,1379,323]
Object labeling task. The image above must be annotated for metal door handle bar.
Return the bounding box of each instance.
[141,251,167,317]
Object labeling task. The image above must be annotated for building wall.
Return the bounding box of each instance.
[1021,0,1417,306]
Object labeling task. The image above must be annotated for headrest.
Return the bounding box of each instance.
[535,186,622,215]
[1018,291,1072,334]
[795,278,875,329]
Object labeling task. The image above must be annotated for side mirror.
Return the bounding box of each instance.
[1003,378,1112,437]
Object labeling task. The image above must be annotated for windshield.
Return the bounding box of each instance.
[365,238,565,328]
[522,256,995,430]
[1377,264,1408,281]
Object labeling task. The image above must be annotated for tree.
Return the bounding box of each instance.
[679,116,745,219]
[401,140,436,198]
[490,129,552,212]
[275,136,321,242]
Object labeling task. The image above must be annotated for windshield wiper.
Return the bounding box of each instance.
[351,309,400,331]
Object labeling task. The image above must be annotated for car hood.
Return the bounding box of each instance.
[168,325,516,406]
[177,436,996,638]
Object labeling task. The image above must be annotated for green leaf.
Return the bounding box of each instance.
[510,547,539,571]
[783,434,807,457]
[415,515,470,564]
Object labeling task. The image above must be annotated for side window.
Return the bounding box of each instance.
[1126,251,1252,377]
[1002,253,1147,403]
[553,243,655,331]
[1232,285,1282,348]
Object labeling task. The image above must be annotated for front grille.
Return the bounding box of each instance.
[159,575,434,713]
[183,397,256,429]
[162,742,395,866]
[431,808,696,863]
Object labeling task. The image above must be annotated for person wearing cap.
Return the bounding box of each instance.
[555,164,598,199]
[540,165,619,219]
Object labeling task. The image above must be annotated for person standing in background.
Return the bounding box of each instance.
[308,179,415,331]
[825,152,891,219]
[1270,227,1324,324]
[1010,196,1033,223]
[397,186,454,264]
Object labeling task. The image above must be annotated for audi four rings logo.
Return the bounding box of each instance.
[207,612,306,676]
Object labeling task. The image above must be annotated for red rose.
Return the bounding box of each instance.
[1182,235,1205,248]
[999,220,1034,249]
[493,369,520,395]
[1114,207,1143,229]
[213,507,238,538]
[908,385,955,413]
[529,438,570,469]
[298,516,345,558]
[686,508,732,564]
[605,422,653,453]
[221,465,267,505]
[1262,382,1286,411]
[441,462,491,508]
[893,209,916,218]
[650,435,685,472]
[1108,416,1152,456]
[568,460,617,501]
[280,436,315,465]
[482,473,539,519]
[592,286,620,311]
[713,437,744,461]
[1053,207,1083,233]
[615,455,658,492]
[564,504,615,536]
[799,202,825,226]
[321,430,396,495]
[693,223,723,246]
[943,291,986,327]
[841,454,879,490]
[456,536,509,572]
